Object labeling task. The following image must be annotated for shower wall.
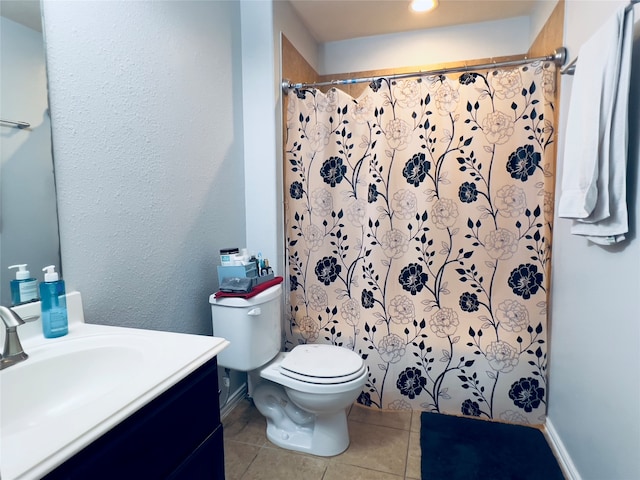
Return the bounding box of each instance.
[319,16,531,74]
[527,0,564,213]
[282,35,320,88]
[285,5,564,100]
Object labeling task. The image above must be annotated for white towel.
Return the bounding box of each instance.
[558,5,634,245]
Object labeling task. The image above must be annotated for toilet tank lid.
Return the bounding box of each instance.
[209,283,282,307]
[281,344,364,378]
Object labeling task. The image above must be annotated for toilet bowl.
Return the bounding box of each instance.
[210,284,368,456]
[252,347,368,456]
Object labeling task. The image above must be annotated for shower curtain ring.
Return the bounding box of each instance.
[491,57,498,74]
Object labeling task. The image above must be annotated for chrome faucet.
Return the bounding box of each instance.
[0,305,28,370]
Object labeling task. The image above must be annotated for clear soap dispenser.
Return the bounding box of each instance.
[8,264,38,305]
[40,265,68,338]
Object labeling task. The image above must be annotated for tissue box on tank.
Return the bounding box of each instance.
[217,264,257,284]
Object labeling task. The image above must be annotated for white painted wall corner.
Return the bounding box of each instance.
[543,418,582,480]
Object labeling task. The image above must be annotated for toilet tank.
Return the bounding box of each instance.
[209,283,282,371]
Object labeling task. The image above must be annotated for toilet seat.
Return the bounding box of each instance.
[260,350,368,395]
[279,344,366,384]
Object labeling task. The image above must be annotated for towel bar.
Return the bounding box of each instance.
[561,0,638,75]
[0,119,30,129]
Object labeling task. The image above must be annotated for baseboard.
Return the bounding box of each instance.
[543,418,582,480]
[220,383,248,420]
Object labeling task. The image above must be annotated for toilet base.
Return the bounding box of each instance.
[265,410,350,457]
[252,381,351,457]
[267,412,349,457]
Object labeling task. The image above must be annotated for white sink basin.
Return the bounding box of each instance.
[0,292,229,480]
[1,334,151,436]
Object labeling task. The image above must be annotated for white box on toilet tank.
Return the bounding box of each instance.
[209,284,282,371]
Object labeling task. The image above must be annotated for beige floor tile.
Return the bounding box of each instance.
[223,399,268,446]
[240,446,328,480]
[332,420,410,476]
[224,440,260,480]
[323,463,404,480]
[223,398,425,479]
[223,397,255,423]
[410,409,424,433]
[405,429,421,479]
[348,404,412,431]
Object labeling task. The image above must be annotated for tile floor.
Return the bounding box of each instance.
[222,398,421,480]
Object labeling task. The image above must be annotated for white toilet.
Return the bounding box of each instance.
[210,283,368,456]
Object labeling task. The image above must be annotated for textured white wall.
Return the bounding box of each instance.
[548,1,640,479]
[319,16,531,74]
[42,0,245,334]
[0,17,59,306]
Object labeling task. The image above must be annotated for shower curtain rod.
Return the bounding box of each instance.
[282,47,568,91]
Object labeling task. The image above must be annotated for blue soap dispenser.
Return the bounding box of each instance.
[8,264,38,305]
[40,265,68,338]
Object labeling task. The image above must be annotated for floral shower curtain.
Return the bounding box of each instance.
[284,62,556,425]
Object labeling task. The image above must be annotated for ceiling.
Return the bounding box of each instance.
[288,0,540,43]
[1,0,541,43]
[0,0,42,31]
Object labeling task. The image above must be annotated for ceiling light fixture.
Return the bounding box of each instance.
[410,0,438,13]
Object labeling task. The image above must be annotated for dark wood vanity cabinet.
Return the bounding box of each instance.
[44,357,224,480]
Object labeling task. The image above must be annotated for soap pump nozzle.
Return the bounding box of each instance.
[8,264,30,280]
[42,265,59,282]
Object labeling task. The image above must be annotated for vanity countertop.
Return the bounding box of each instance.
[0,292,229,480]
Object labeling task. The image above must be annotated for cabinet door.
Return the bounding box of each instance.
[167,424,225,480]
[44,358,222,479]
